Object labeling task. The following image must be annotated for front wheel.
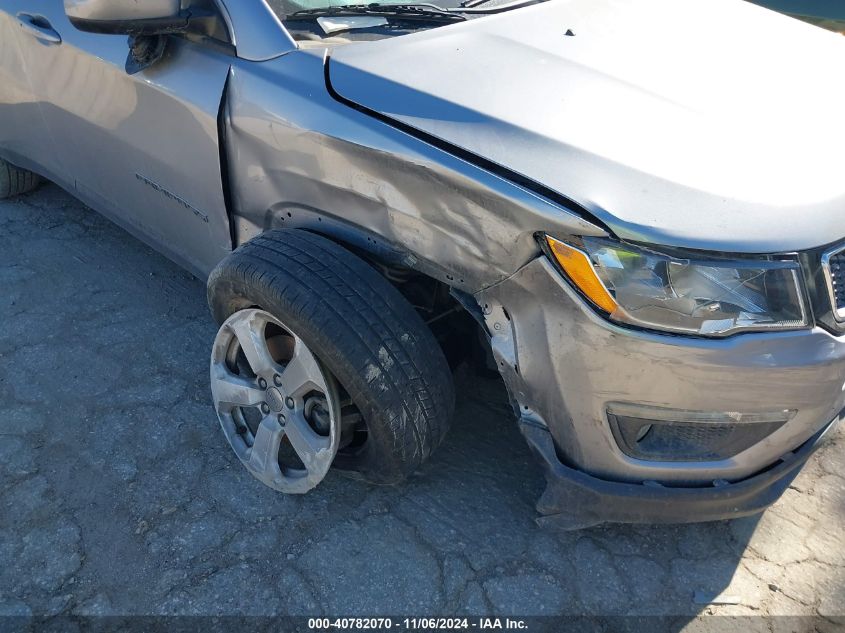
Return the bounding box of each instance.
[207,229,455,491]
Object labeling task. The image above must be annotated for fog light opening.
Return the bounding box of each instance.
[607,403,795,462]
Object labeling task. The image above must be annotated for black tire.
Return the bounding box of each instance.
[207,229,455,484]
[0,158,40,199]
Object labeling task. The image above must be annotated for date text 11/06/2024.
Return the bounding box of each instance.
[308,618,529,630]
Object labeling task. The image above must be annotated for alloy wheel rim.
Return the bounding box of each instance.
[210,308,340,493]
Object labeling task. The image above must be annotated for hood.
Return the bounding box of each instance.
[327,0,845,253]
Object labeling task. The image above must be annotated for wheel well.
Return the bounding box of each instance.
[308,231,492,372]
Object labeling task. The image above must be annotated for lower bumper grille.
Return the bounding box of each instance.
[607,404,793,463]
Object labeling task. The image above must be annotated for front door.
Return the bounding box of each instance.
[14,1,234,276]
[0,3,65,180]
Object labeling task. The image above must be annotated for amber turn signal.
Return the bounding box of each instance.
[546,236,619,314]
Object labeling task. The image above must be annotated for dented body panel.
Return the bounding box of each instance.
[476,257,845,484]
[224,50,604,293]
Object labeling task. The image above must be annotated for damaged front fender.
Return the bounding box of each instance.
[223,49,606,293]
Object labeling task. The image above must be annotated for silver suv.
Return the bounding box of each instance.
[2,0,843,529]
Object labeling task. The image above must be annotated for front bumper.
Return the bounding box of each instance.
[522,413,840,529]
[475,256,845,522]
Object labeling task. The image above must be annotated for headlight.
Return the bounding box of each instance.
[546,236,810,337]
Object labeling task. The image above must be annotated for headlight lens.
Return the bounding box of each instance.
[547,236,810,337]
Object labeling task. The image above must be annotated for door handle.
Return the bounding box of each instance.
[16,13,62,45]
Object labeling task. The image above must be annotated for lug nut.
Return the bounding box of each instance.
[285,397,295,410]
[260,403,270,414]
[258,378,267,389]
[273,374,283,387]
[277,414,286,425]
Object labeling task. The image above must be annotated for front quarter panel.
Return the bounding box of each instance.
[225,49,605,292]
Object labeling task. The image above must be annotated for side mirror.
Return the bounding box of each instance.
[64,0,189,36]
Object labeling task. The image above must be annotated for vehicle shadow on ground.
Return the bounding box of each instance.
[0,185,816,622]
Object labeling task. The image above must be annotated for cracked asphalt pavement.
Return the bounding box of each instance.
[1,184,844,628]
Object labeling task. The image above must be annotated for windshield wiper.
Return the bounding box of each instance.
[288,3,467,23]
[458,0,545,12]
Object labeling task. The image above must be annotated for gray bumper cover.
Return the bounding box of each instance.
[522,413,841,530]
